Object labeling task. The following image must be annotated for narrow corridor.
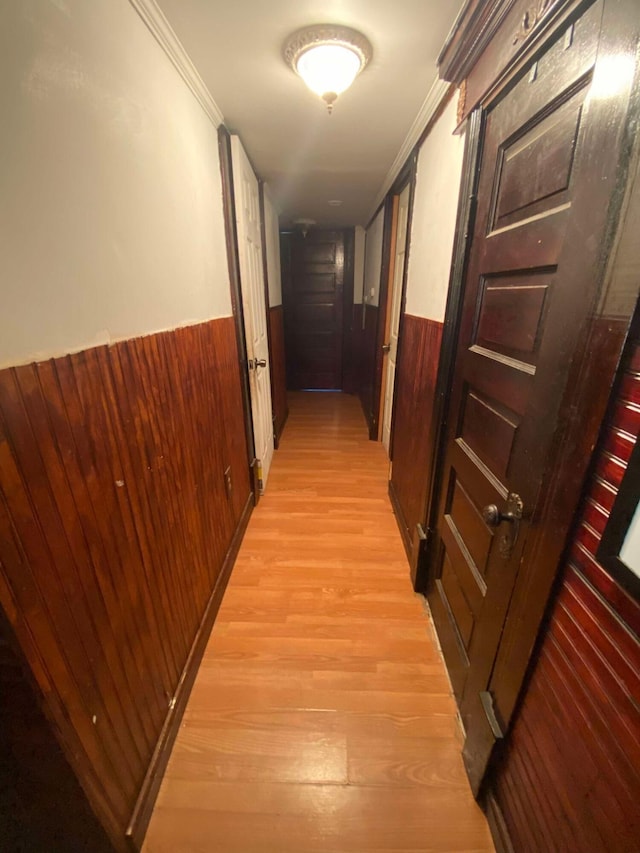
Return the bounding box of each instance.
[143,392,494,852]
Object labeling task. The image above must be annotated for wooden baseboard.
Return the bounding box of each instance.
[388,479,411,560]
[126,494,253,850]
[484,788,515,853]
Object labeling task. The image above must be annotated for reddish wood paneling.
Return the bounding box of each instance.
[0,316,251,850]
[491,334,640,852]
[349,303,365,399]
[0,609,113,852]
[269,306,288,447]
[358,303,380,436]
[389,315,443,554]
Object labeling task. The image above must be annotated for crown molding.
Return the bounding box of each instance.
[366,75,450,224]
[129,0,224,128]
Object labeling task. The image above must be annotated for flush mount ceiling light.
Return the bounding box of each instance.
[283,24,372,113]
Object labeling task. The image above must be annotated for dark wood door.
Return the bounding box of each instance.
[283,230,345,389]
[429,0,621,784]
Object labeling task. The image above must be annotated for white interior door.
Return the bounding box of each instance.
[231,135,274,491]
[382,183,411,454]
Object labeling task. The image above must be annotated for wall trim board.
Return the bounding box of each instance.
[367,77,450,224]
[128,0,224,128]
[127,492,253,849]
[389,479,412,559]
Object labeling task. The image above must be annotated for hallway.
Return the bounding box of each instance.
[143,392,494,852]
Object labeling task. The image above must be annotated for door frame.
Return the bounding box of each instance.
[230,135,275,493]
[280,228,353,392]
[217,126,260,503]
[377,195,400,442]
[415,0,640,794]
[367,155,418,443]
[258,181,279,448]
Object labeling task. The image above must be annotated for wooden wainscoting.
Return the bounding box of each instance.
[0,609,113,852]
[358,303,380,438]
[389,315,443,557]
[269,305,288,447]
[488,331,640,852]
[349,303,365,399]
[0,316,252,851]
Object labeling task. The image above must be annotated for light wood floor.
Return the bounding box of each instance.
[143,392,494,853]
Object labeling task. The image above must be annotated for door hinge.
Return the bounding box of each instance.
[416,523,429,542]
[480,690,504,740]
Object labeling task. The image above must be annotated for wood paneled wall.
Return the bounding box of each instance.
[358,303,380,437]
[489,331,640,852]
[349,304,365,399]
[0,609,113,852]
[389,315,443,556]
[0,316,252,850]
[269,305,288,446]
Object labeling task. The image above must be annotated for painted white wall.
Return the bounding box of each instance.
[0,0,231,369]
[353,226,366,304]
[263,185,282,308]
[363,209,385,309]
[404,97,465,321]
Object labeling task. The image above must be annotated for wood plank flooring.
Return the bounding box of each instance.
[143,392,494,853]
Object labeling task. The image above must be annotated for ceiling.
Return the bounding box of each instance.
[157,0,464,227]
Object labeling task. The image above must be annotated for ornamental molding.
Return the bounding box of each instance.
[367,76,450,224]
[128,0,224,128]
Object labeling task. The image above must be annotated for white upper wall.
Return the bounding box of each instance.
[0,0,231,369]
[364,210,385,308]
[263,185,282,307]
[353,226,366,305]
[404,97,465,321]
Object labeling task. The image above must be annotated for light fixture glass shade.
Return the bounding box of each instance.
[283,25,372,111]
[296,44,361,97]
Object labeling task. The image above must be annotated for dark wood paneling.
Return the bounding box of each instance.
[342,229,357,395]
[0,316,252,851]
[358,303,380,437]
[0,609,113,852]
[490,332,640,852]
[389,315,443,555]
[349,303,365,400]
[269,305,288,447]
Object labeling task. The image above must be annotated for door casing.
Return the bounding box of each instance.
[416,0,640,794]
[231,135,275,493]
